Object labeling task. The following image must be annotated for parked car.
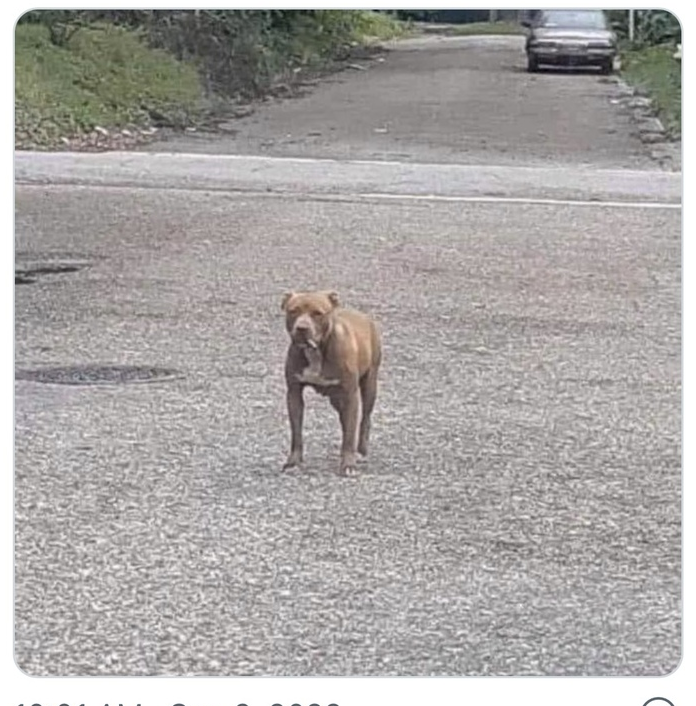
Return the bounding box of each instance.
[522,9,618,74]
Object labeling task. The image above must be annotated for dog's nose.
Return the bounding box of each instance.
[292,324,310,341]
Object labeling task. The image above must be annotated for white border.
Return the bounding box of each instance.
[5,2,689,706]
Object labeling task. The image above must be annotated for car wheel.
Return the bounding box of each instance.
[600,59,613,75]
[527,55,539,73]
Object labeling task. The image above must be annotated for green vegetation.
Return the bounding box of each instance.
[607,9,681,45]
[252,10,406,83]
[347,10,407,42]
[15,10,406,149]
[621,43,681,139]
[443,21,524,36]
[15,22,206,148]
[607,10,682,140]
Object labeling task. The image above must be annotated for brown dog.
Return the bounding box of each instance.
[281,290,381,476]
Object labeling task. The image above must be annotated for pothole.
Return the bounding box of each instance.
[15,261,90,284]
[15,365,183,386]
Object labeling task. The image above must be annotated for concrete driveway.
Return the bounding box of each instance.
[14,33,681,677]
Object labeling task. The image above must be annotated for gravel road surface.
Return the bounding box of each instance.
[14,32,681,677]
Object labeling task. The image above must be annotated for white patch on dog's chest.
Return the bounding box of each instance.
[295,367,340,386]
[295,344,339,386]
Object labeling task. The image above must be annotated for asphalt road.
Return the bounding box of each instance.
[14,33,681,677]
[140,34,665,170]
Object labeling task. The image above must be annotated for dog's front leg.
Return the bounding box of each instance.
[283,384,304,470]
[338,386,362,476]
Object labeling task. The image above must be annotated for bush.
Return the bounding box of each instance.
[621,44,681,138]
[637,10,681,45]
[15,22,205,145]
[608,9,680,46]
[15,10,407,147]
[610,10,681,140]
[17,10,406,100]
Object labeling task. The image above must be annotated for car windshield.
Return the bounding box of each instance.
[539,10,608,29]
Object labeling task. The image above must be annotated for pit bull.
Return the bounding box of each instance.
[281,289,381,476]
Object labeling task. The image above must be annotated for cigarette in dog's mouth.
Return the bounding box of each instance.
[307,340,318,349]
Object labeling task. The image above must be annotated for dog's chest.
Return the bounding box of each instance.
[295,347,339,388]
[295,364,339,388]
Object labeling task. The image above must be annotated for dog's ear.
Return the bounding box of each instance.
[281,291,295,311]
[326,291,340,308]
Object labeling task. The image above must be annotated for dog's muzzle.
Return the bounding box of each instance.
[292,332,318,349]
[291,319,316,344]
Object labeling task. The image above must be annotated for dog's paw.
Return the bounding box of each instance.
[282,453,302,471]
[339,459,360,477]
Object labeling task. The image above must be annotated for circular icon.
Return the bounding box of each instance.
[643,698,674,706]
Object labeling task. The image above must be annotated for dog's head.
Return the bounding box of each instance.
[281,290,340,348]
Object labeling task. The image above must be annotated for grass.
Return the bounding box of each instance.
[351,10,408,42]
[278,10,407,70]
[620,43,681,138]
[15,22,205,148]
[15,12,407,148]
[435,21,525,36]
